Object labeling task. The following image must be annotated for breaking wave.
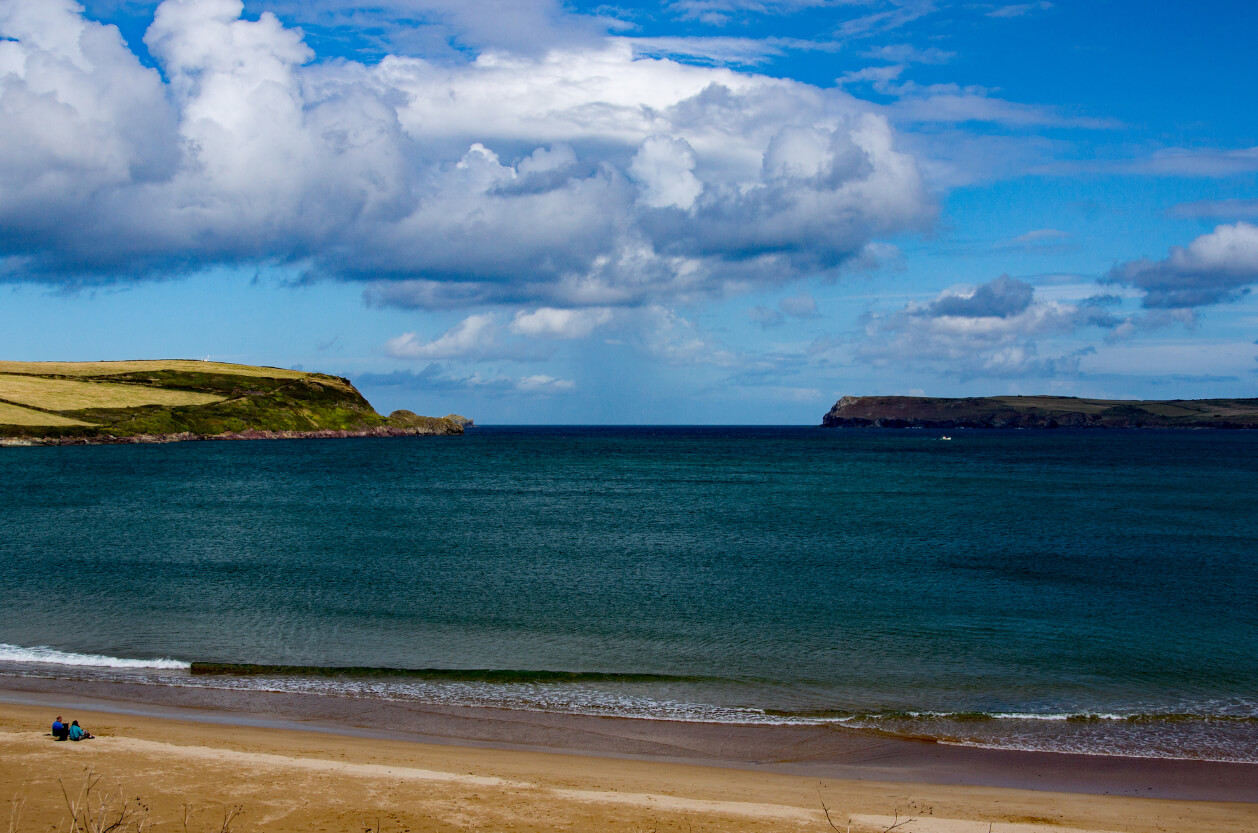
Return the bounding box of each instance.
[0,643,190,670]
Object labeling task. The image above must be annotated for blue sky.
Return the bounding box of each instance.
[1,0,1256,423]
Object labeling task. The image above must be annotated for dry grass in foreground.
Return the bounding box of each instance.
[0,375,224,411]
[9,769,241,833]
[0,361,309,379]
[0,402,94,427]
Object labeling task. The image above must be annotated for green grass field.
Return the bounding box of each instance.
[824,394,1258,428]
[0,360,462,440]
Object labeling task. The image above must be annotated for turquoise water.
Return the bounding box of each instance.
[2,427,1256,760]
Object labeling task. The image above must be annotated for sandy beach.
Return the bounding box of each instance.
[2,683,1256,833]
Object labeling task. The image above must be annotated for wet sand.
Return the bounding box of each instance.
[1,676,1256,832]
[2,675,1257,800]
[3,700,1256,833]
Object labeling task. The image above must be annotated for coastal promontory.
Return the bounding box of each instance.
[0,359,464,445]
[822,394,1258,429]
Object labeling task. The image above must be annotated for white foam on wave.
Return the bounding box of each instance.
[903,710,1128,722]
[0,643,190,670]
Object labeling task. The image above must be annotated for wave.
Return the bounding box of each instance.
[0,643,190,670]
[3,654,1256,761]
[189,662,718,685]
[765,708,1258,725]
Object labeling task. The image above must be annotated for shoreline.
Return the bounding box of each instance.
[3,703,1256,833]
[2,676,1255,804]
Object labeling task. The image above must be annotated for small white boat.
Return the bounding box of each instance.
[940,436,952,440]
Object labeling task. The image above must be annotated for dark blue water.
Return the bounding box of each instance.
[2,427,1256,760]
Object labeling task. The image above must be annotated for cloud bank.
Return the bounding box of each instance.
[0,0,931,309]
[1108,222,1258,309]
[859,274,1114,377]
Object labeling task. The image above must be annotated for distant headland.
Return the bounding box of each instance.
[822,395,1258,429]
[0,359,465,446]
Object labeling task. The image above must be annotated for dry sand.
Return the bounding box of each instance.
[3,703,1255,833]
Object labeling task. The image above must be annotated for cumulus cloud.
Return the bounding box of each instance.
[510,307,613,339]
[386,306,613,364]
[628,135,703,210]
[926,274,1033,318]
[385,314,500,359]
[1107,222,1258,309]
[0,0,931,308]
[859,274,1114,377]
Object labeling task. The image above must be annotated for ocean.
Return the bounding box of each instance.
[2,427,1256,762]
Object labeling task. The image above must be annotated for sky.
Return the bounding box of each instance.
[1,0,1256,423]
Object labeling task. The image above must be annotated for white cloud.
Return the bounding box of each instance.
[628,135,703,209]
[859,275,1116,378]
[1107,222,1258,309]
[358,364,578,396]
[840,68,1119,131]
[863,44,954,64]
[1049,147,1258,180]
[1010,228,1068,244]
[516,374,576,394]
[986,2,1053,19]
[385,314,499,359]
[260,0,607,57]
[890,92,1118,129]
[627,35,836,66]
[0,0,931,305]
[667,1,850,26]
[510,307,613,339]
[1124,147,1258,178]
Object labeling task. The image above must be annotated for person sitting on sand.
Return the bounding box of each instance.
[51,716,69,741]
[68,720,93,741]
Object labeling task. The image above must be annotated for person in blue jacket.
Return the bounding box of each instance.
[51,716,69,741]
[68,720,93,741]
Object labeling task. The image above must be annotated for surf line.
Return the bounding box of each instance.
[189,663,720,685]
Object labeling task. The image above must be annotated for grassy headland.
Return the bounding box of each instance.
[822,394,1258,429]
[0,360,463,444]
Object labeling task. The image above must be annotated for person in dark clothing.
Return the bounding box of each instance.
[51,716,69,741]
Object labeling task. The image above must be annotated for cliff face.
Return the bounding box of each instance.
[822,395,1258,429]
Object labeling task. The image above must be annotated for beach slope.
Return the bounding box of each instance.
[2,703,1255,833]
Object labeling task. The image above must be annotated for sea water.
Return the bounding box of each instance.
[1,427,1256,761]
